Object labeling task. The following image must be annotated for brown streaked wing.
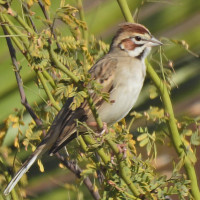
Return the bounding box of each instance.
[48,56,118,155]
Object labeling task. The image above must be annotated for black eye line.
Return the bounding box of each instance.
[135,36,142,41]
[130,36,142,41]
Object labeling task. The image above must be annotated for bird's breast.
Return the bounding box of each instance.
[98,60,146,125]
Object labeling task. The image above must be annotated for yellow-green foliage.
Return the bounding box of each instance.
[0,1,199,200]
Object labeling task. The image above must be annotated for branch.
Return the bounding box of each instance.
[22,3,38,33]
[0,14,56,91]
[55,153,101,200]
[0,20,25,55]
[2,27,42,127]
[38,0,61,50]
[82,135,110,164]
[116,0,133,22]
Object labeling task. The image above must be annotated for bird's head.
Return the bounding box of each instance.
[110,23,162,60]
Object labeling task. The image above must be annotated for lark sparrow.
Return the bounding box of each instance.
[4,22,162,195]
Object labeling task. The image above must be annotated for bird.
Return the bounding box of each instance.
[4,22,162,195]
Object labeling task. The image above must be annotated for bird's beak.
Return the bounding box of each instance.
[146,37,163,47]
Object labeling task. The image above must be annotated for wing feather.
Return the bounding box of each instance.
[49,56,118,155]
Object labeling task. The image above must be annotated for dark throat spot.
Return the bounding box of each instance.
[136,49,145,60]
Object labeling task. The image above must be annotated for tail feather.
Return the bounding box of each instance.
[4,147,45,195]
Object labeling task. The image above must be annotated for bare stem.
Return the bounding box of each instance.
[2,27,42,126]
[116,0,133,22]
[38,0,61,49]
[22,3,38,33]
[55,153,101,200]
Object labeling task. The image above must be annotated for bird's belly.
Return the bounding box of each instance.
[98,77,144,125]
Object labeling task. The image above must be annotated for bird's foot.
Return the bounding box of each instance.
[111,154,116,165]
[87,121,108,136]
[99,122,108,136]
[117,144,127,159]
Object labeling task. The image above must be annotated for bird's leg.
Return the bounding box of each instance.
[111,152,116,165]
[117,144,127,159]
[101,122,109,135]
[64,146,69,157]
[87,121,108,136]
[85,121,108,148]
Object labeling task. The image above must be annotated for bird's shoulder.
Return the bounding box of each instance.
[89,53,118,83]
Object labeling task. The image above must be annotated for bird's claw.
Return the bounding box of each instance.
[117,144,127,159]
[99,122,108,136]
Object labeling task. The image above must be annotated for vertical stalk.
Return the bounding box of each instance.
[146,63,200,199]
[77,0,88,45]
[116,0,134,22]
[116,0,200,199]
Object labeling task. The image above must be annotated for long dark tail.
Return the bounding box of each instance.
[4,98,77,195]
[4,145,47,195]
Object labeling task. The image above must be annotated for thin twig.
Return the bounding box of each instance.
[2,27,42,127]
[38,0,61,50]
[55,153,101,200]
[22,3,38,33]
[38,0,50,20]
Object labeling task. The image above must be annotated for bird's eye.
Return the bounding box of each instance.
[135,36,142,41]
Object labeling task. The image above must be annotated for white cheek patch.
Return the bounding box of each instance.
[126,45,145,57]
[119,43,125,50]
[127,46,151,60]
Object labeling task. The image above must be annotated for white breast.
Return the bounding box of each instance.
[98,59,146,125]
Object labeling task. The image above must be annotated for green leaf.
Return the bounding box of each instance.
[139,138,149,147]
